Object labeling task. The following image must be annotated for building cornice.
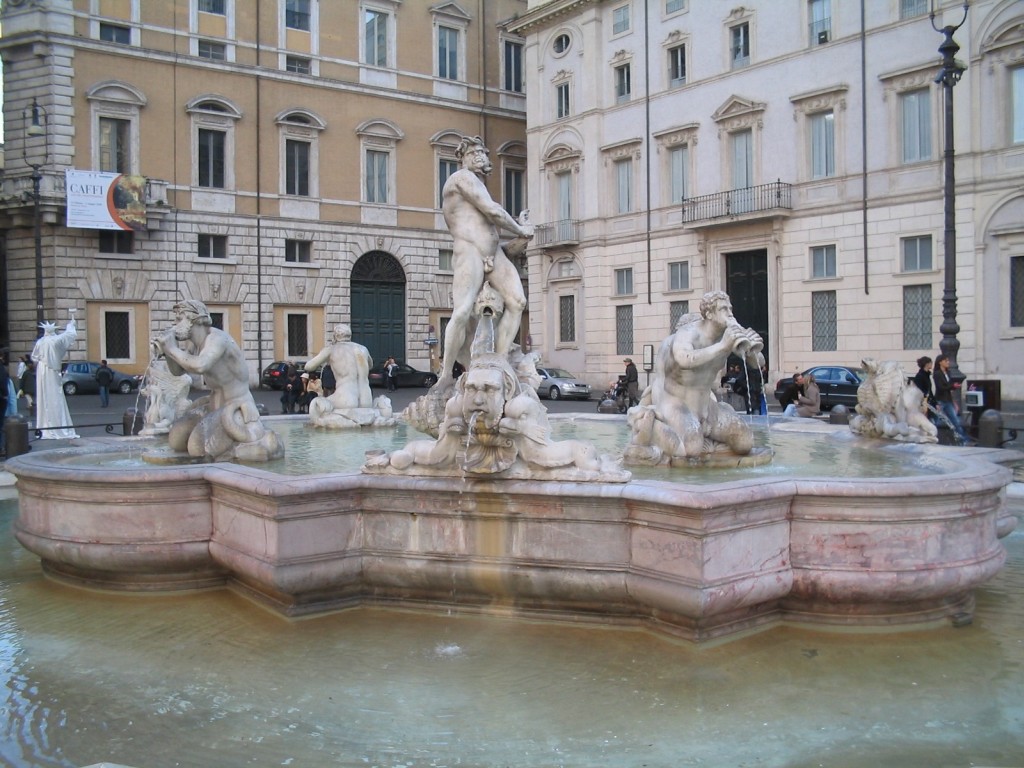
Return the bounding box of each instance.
[506,0,595,36]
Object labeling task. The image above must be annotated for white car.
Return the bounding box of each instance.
[535,367,591,401]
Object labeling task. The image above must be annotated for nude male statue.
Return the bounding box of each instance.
[438,135,533,386]
[152,299,281,461]
[305,324,373,409]
[629,291,763,459]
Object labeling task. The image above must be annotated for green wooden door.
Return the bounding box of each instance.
[351,251,406,362]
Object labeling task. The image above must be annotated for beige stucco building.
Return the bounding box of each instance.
[510,0,1024,399]
[0,0,528,381]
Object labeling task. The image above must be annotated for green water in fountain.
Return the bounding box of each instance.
[64,417,950,482]
[0,495,1020,767]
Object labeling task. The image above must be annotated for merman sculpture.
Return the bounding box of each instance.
[150,299,283,462]
[303,324,395,429]
[623,291,770,467]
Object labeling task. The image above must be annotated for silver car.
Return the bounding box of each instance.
[535,366,591,401]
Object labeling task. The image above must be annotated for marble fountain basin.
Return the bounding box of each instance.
[5,417,1018,643]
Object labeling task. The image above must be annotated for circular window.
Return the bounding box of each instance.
[553,33,571,55]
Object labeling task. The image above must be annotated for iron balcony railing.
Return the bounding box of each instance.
[681,181,793,224]
[535,218,580,247]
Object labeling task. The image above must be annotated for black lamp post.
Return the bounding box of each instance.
[23,98,48,335]
[930,3,969,393]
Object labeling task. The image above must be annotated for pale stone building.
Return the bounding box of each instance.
[510,0,1024,399]
[0,0,528,382]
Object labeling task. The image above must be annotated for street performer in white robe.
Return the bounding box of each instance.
[30,312,80,439]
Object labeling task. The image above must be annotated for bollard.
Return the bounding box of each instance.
[977,409,1003,448]
[829,404,850,425]
[123,407,144,436]
[3,414,30,457]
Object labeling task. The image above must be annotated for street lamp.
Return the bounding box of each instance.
[930,2,969,393]
[23,97,48,335]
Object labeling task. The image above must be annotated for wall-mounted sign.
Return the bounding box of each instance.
[65,170,147,231]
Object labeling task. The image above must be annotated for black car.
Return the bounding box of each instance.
[773,365,865,411]
[368,361,438,389]
[60,361,141,396]
[261,361,305,390]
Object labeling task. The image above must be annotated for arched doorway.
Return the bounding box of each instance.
[351,251,406,362]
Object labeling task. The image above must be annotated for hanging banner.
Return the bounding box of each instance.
[65,169,148,231]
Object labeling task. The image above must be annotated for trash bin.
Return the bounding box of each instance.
[964,380,1001,435]
[123,407,144,436]
[3,414,30,458]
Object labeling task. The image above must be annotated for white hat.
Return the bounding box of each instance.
[301,372,310,379]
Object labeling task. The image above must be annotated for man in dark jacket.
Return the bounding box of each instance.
[95,360,115,407]
[778,373,804,410]
[623,358,639,407]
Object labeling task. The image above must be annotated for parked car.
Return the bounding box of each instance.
[60,361,141,396]
[368,361,438,389]
[773,365,865,411]
[535,366,591,401]
[261,361,305,390]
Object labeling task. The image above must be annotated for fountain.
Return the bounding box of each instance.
[3,134,1019,644]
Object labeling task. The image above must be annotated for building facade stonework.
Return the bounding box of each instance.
[511,0,1024,398]
[0,0,529,382]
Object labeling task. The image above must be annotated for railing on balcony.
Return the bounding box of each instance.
[681,181,792,224]
[534,218,580,248]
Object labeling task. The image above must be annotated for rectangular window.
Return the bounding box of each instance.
[209,312,225,330]
[286,0,310,31]
[99,230,133,254]
[616,304,634,356]
[615,267,634,296]
[666,0,685,13]
[99,117,130,173]
[559,294,576,343]
[439,249,453,272]
[285,139,310,196]
[902,89,932,163]
[366,149,389,203]
[731,23,750,69]
[99,23,131,44]
[614,63,631,103]
[197,39,226,60]
[612,5,630,34]
[557,171,573,221]
[668,44,686,87]
[1011,255,1024,327]
[812,244,837,278]
[669,261,690,291]
[670,145,689,202]
[504,40,523,93]
[615,158,633,214]
[286,313,309,359]
[364,9,387,67]
[1013,67,1024,144]
[809,0,831,45]
[198,128,225,188]
[556,82,571,119]
[104,311,132,360]
[198,234,227,259]
[903,285,932,349]
[286,56,311,74]
[732,129,753,189]
[438,25,459,80]
[438,158,458,208]
[504,167,524,219]
[811,290,837,351]
[285,239,311,263]
[199,0,225,13]
[900,0,928,19]
[810,110,835,178]
[901,235,933,272]
[670,300,689,331]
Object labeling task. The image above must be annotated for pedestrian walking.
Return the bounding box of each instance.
[95,359,115,408]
